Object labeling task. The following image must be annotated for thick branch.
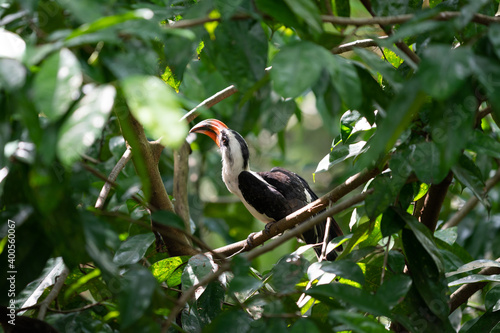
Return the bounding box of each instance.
[213,168,380,257]
[418,172,453,231]
[449,258,500,313]
[120,113,196,256]
[442,167,500,229]
[173,141,192,232]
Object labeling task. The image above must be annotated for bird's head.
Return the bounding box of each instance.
[190,119,249,171]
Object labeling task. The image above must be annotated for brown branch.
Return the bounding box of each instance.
[95,147,132,209]
[244,190,373,261]
[442,167,500,229]
[169,12,500,31]
[331,37,387,54]
[37,266,70,320]
[119,112,196,256]
[449,257,500,314]
[173,141,192,232]
[180,85,237,124]
[418,171,453,231]
[213,168,381,258]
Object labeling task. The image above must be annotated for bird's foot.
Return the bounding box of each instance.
[246,232,257,249]
[264,221,276,235]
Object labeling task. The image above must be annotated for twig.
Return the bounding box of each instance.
[331,37,387,54]
[449,257,500,313]
[320,216,333,261]
[442,167,500,229]
[37,266,70,320]
[213,168,381,257]
[95,147,132,209]
[243,190,373,261]
[162,262,231,332]
[418,171,454,231]
[180,85,237,123]
[46,300,109,314]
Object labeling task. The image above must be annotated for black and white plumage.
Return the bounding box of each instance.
[190,119,342,260]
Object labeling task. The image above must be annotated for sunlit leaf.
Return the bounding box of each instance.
[121,75,188,148]
[448,274,500,286]
[34,48,83,121]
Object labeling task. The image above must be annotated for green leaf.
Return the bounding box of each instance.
[365,176,399,220]
[485,285,500,312]
[283,0,322,33]
[271,41,331,98]
[467,130,500,159]
[66,9,154,40]
[315,141,366,174]
[34,48,83,121]
[196,281,225,325]
[0,30,26,60]
[182,254,217,296]
[113,233,155,266]
[204,310,253,333]
[448,274,500,286]
[0,59,26,92]
[434,227,457,245]
[309,260,365,285]
[372,0,423,16]
[202,20,268,91]
[402,227,450,321]
[408,141,449,184]
[329,310,388,333]
[461,309,500,333]
[119,267,157,328]
[270,253,308,293]
[57,84,116,166]
[150,256,189,286]
[445,259,500,277]
[418,45,472,100]
[327,56,362,109]
[151,210,186,230]
[121,75,188,148]
[380,206,406,237]
[291,318,321,333]
[334,0,350,17]
[452,154,489,208]
[354,48,403,91]
[306,283,391,317]
[377,274,412,309]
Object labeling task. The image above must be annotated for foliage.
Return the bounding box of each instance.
[1,0,500,332]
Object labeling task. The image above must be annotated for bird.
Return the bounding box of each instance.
[190,119,343,261]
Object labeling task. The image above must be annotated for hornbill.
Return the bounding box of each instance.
[190,119,343,261]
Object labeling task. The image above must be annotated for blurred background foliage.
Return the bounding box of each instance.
[1,0,500,332]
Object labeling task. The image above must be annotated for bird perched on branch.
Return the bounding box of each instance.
[190,119,342,260]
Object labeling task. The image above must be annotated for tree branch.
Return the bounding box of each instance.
[418,171,453,231]
[180,85,238,123]
[37,265,70,320]
[213,168,381,257]
[449,257,500,314]
[173,141,192,232]
[442,167,500,229]
[95,147,132,209]
[331,37,387,54]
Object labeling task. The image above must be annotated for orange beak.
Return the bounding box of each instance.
[189,119,229,147]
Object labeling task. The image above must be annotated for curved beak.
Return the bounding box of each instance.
[189,119,228,147]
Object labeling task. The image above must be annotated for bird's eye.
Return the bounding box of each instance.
[221,137,228,146]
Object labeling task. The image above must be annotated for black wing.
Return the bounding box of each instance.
[256,167,343,260]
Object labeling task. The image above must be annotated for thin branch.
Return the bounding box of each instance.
[418,171,454,231]
[442,167,500,229]
[95,147,132,209]
[213,168,381,258]
[169,12,500,30]
[449,257,500,314]
[244,190,373,261]
[37,266,70,320]
[181,85,237,124]
[162,262,231,332]
[331,37,387,54]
